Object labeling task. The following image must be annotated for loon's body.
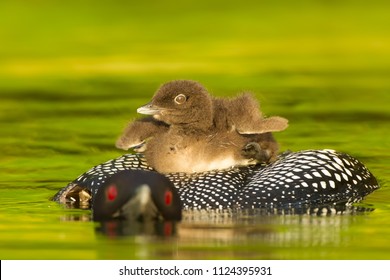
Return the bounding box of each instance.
[116,80,288,173]
[54,149,379,214]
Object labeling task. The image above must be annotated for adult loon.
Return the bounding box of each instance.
[53,149,379,220]
[116,80,288,173]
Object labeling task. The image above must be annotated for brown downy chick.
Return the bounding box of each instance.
[213,93,288,134]
[136,80,214,132]
[212,93,287,163]
[241,133,280,163]
[115,116,169,152]
[117,80,288,173]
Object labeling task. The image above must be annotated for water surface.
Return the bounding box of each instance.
[0,0,389,260]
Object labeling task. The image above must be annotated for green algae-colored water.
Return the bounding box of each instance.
[0,0,389,259]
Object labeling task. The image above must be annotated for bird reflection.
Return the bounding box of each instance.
[59,204,375,258]
[95,219,178,237]
[61,204,373,242]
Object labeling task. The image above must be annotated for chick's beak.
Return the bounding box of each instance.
[137,102,162,115]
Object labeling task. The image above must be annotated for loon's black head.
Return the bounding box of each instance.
[137,80,213,129]
[92,170,182,221]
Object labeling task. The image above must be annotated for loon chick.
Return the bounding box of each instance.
[92,170,182,221]
[117,80,288,173]
[116,116,169,152]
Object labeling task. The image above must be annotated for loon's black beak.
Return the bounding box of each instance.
[117,184,158,221]
[137,102,162,115]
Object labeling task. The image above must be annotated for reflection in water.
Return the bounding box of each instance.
[62,206,374,243]
[174,207,374,259]
[179,206,373,246]
[96,220,179,237]
[60,205,374,259]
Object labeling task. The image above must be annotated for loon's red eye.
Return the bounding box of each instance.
[164,190,173,206]
[106,184,118,201]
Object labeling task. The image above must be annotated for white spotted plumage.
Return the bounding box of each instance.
[53,150,379,212]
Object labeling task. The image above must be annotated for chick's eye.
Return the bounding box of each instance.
[174,94,186,104]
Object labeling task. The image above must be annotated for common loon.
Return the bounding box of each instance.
[116,80,288,173]
[53,149,379,219]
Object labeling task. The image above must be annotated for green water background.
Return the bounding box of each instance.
[0,0,389,259]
